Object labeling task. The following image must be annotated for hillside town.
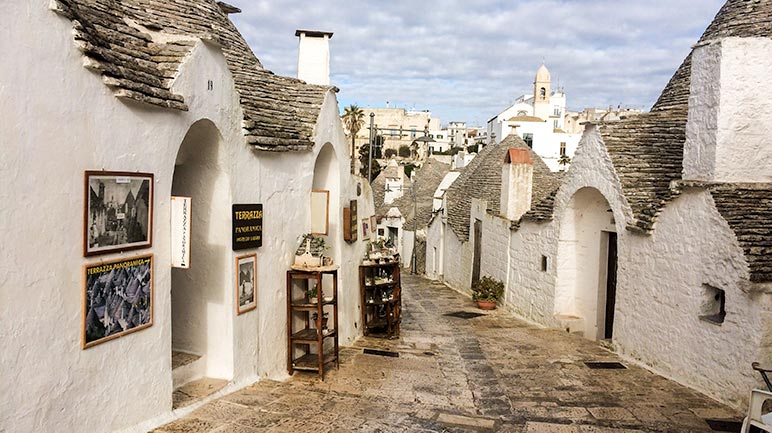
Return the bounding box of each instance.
[1,1,770,433]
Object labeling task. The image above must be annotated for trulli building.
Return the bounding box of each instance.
[1,1,374,432]
[429,0,772,409]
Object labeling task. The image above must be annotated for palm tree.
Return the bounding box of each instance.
[342,105,365,173]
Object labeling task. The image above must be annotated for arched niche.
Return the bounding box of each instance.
[170,119,233,387]
[554,187,618,340]
[311,142,340,261]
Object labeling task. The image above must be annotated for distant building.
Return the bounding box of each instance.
[353,107,441,154]
[372,158,451,273]
[447,121,468,147]
[487,64,580,171]
[563,106,643,134]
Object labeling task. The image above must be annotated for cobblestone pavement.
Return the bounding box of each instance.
[153,275,743,433]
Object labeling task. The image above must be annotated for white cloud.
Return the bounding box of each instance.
[226,0,725,125]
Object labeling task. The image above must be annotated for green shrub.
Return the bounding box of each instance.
[471,276,504,302]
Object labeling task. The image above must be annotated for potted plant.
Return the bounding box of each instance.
[472,276,504,310]
[312,312,329,332]
[307,286,318,303]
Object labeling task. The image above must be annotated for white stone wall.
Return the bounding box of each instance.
[684,37,772,183]
[472,199,510,287]
[0,4,370,432]
[614,189,762,408]
[402,229,415,271]
[507,220,560,326]
[441,225,474,294]
[425,217,443,280]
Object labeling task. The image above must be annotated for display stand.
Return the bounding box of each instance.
[286,266,339,379]
[359,261,401,338]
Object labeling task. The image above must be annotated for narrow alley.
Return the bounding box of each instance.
[153,275,743,433]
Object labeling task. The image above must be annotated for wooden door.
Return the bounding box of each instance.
[472,219,482,285]
[604,232,618,339]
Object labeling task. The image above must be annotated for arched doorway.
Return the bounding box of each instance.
[170,119,233,392]
[555,187,618,340]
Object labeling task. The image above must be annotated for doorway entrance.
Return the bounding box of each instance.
[472,219,482,285]
[601,231,618,339]
[555,187,617,340]
[170,120,233,401]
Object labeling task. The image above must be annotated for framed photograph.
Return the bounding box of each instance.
[362,218,370,237]
[310,190,329,235]
[83,254,153,349]
[85,171,153,256]
[370,215,377,240]
[236,254,257,315]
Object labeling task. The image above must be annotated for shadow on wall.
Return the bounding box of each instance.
[171,118,233,380]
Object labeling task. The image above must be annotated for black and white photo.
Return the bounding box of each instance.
[85,171,153,256]
[236,254,257,314]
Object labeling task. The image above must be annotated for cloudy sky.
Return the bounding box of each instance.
[226,0,725,126]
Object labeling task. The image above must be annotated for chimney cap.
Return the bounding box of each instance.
[295,29,334,39]
[505,148,532,165]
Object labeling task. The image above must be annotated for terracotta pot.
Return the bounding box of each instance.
[476,300,497,310]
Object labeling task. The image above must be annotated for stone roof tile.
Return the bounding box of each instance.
[389,158,451,230]
[599,110,687,232]
[447,135,559,241]
[708,184,772,283]
[53,0,329,151]
[597,0,772,232]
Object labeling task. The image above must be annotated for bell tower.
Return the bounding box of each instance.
[533,63,551,120]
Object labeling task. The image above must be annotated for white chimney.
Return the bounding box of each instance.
[683,37,772,183]
[296,29,333,86]
[500,148,533,221]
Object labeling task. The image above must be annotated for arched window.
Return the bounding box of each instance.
[517,110,527,116]
[540,87,546,99]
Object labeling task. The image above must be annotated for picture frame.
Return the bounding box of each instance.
[84,171,153,256]
[310,190,329,235]
[82,254,153,349]
[362,218,370,238]
[236,254,257,315]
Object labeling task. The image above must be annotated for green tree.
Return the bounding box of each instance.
[558,154,571,170]
[403,163,417,179]
[358,139,383,181]
[341,105,365,172]
[398,145,411,158]
[384,148,397,159]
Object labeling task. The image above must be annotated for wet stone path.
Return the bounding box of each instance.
[153,275,743,432]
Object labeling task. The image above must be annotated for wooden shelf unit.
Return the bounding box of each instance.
[286,268,339,379]
[359,261,402,338]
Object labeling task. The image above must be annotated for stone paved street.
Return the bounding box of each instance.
[153,275,743,433]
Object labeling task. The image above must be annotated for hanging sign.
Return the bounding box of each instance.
[344,199,358,242]
[171,196,191,268]
[232,204,263,250]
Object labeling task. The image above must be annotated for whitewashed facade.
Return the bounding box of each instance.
[427,1,772,410]
[1,2,373,433]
